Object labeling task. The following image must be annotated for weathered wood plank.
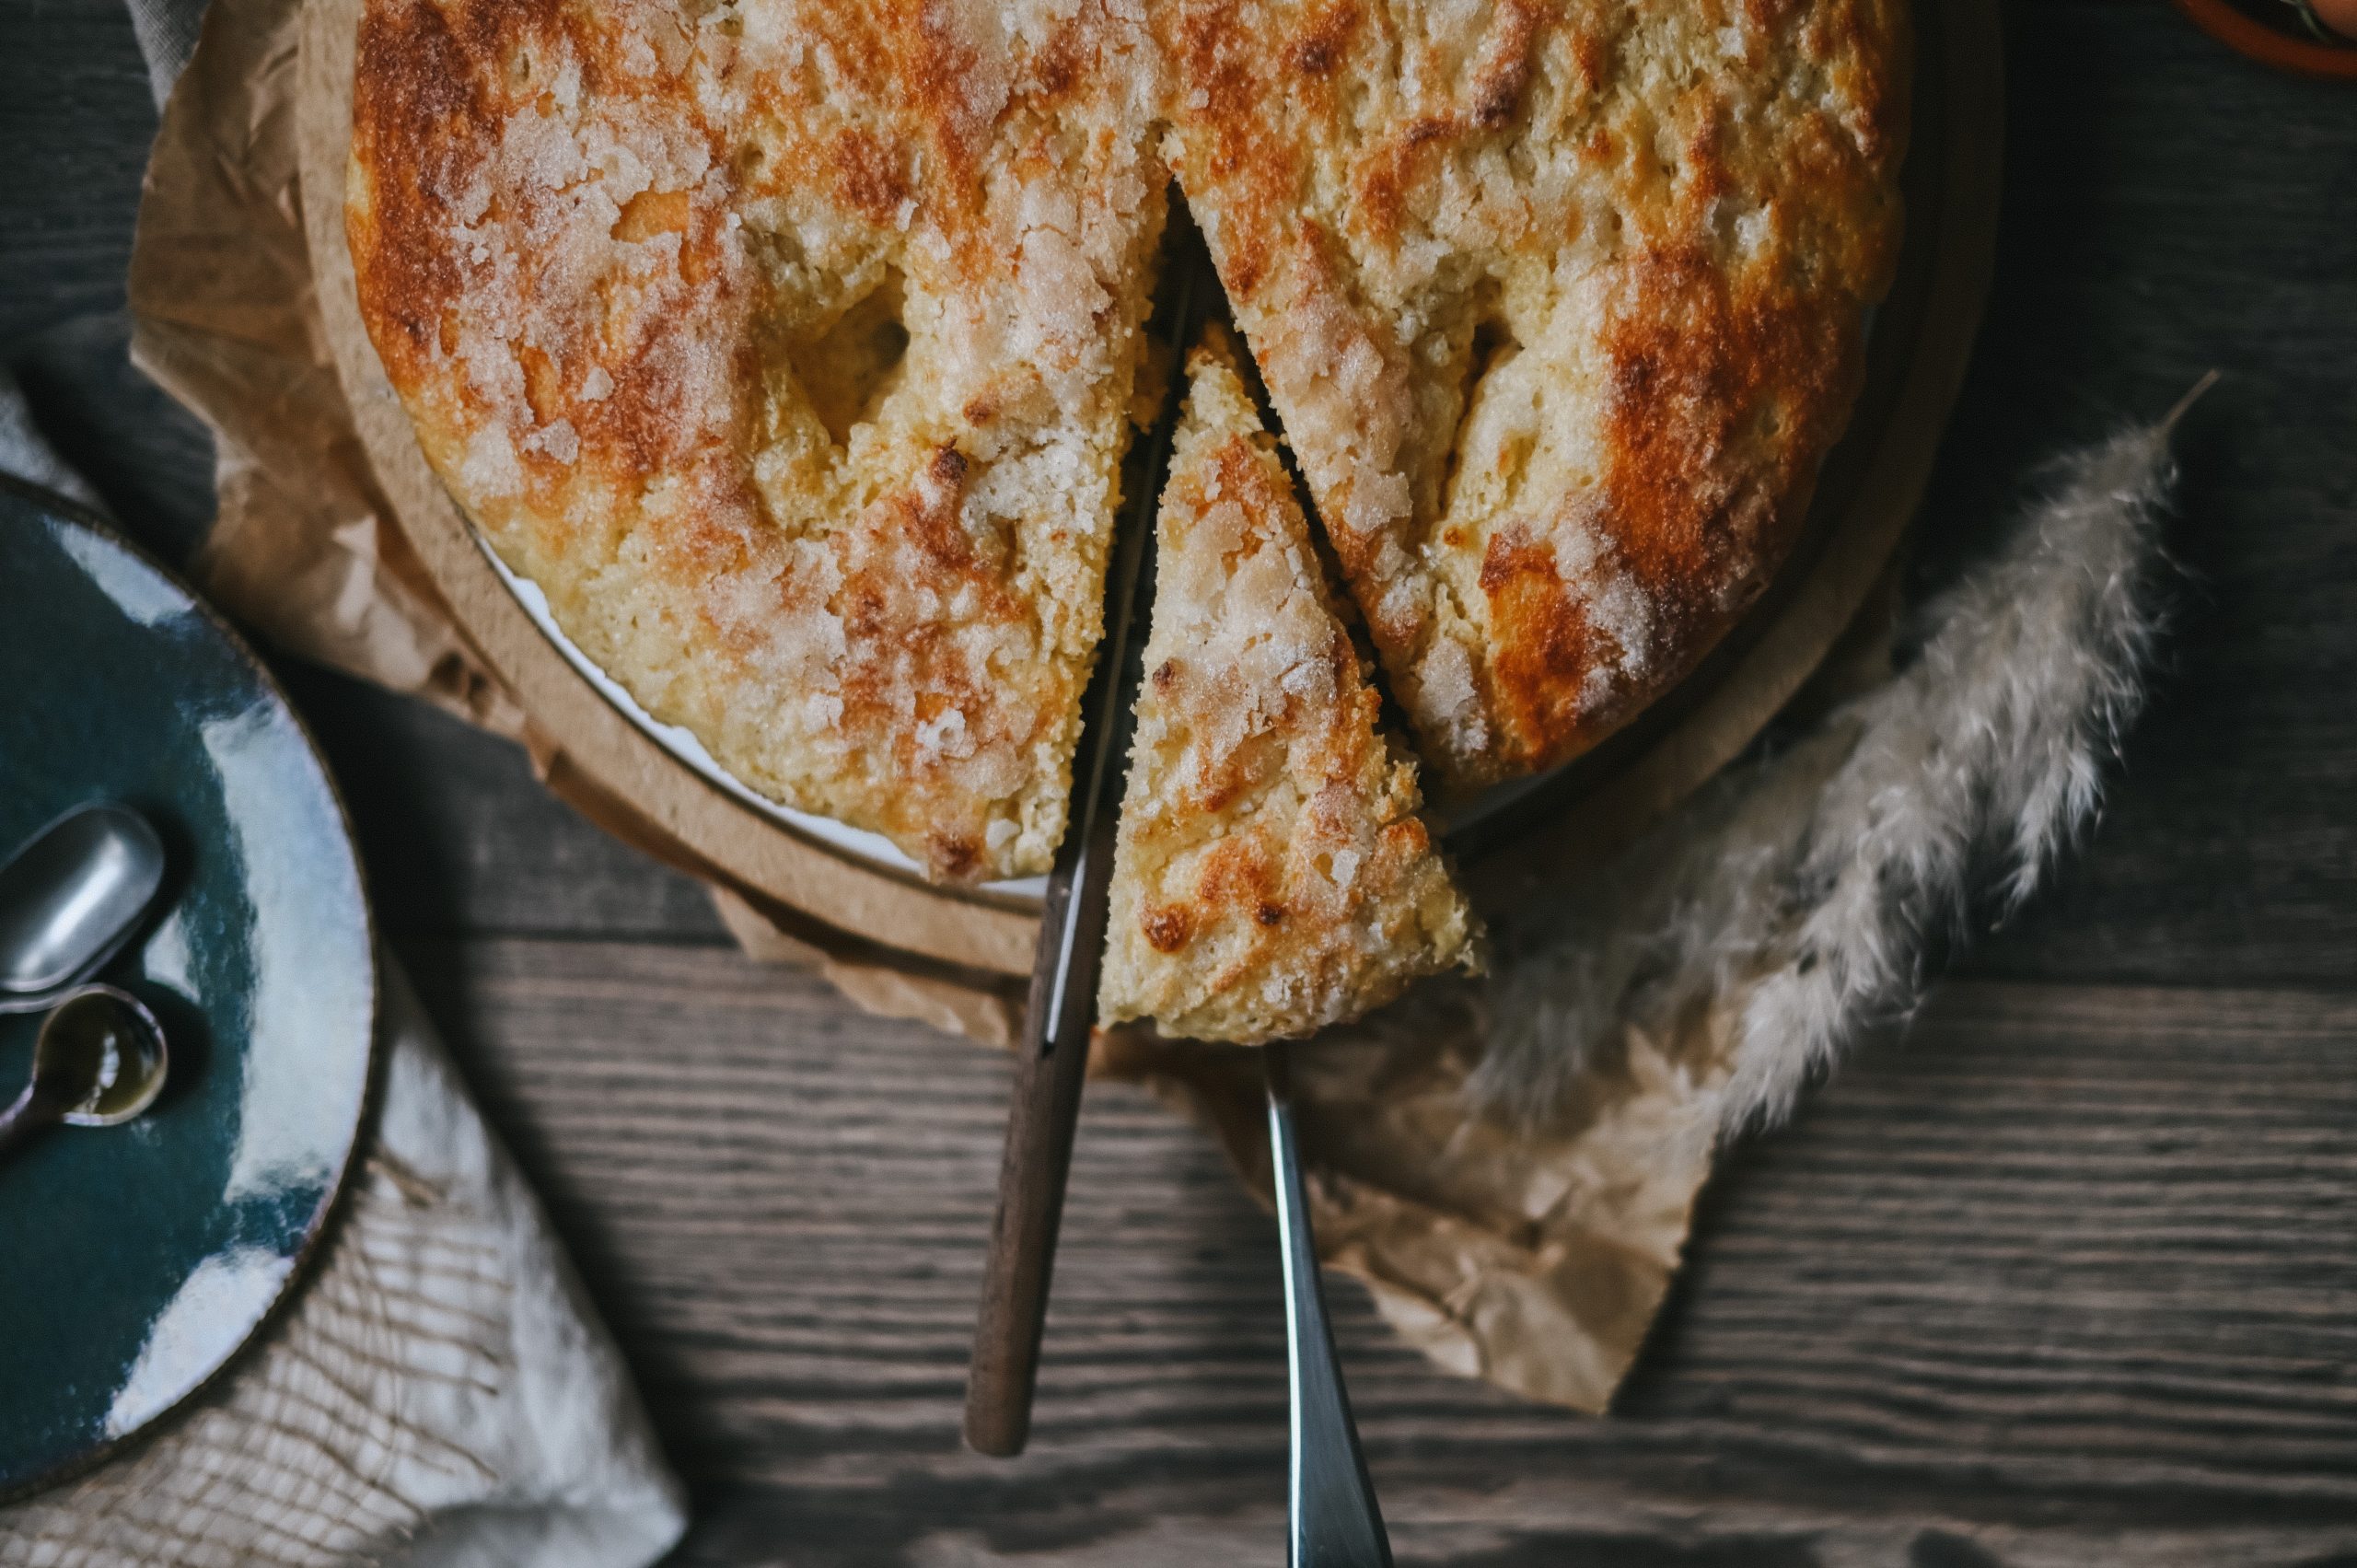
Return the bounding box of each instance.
[0,0,154,345]
[282,662,731,942]
[11,312,215,561]
[6,9,2354,1558]
[405,936,2357,1565]
[5,0,2356,1559]
[1934,0,2357,989]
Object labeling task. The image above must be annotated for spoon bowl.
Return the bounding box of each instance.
[46,985,169,1127]
[0,805,166,1012]
[0,986,169,1163]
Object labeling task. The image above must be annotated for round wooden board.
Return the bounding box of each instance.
[296,0,2002,981]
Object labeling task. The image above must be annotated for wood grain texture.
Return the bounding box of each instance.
[0,0,154,346]
[276,661,731,943]
[1922,4,2357,988]
[11,313,215,563]
[406,938,2357,1566]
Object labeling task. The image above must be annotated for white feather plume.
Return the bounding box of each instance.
[1477,383,2206,1135]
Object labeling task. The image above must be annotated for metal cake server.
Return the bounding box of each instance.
[1268,1044,1394,1567]
[962,223,1394,1568]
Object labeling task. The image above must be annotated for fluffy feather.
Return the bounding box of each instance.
[1478,383,2208,1134]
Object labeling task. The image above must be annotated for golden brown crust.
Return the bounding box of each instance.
[1159,0,1910,788]
[1100,332,1479,1045]
[347,0,1168,881]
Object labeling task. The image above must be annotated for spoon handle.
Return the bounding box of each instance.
[1267,1047,1394,1568]
[0,1079,65,1164]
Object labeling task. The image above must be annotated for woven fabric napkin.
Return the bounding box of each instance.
[0,372,686,1564]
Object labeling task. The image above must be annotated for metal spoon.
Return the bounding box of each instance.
[1267,1045,1393,1568]
[0,984,169,1162]
[0,804,167,1015]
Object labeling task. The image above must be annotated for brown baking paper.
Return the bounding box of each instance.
[1101,990,1733,1410]
[123,0,1925,1414]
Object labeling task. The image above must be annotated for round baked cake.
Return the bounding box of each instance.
[347,0,1908,883]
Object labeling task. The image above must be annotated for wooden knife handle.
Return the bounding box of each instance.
[966,864,1107,1457]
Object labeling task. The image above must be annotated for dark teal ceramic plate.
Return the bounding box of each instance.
[0,480,376,1497]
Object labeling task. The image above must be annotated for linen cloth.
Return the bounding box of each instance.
[0,965,688,1568]
[0,297,688,1568]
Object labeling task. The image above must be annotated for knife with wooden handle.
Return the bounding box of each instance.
[964,246,1204,1458]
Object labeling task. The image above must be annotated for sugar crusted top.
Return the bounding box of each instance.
[348,0,1910,880]
[1160,0,1910,789]
[348,0,1169,881]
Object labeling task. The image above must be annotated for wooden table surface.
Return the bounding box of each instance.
[6,3,2355,1562]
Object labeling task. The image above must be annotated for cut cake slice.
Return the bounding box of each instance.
[1099,330,1479,1044]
